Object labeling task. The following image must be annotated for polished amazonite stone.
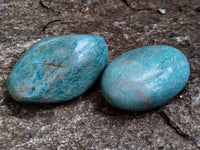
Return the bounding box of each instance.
[101,45,190,111]
[7,35,108,103]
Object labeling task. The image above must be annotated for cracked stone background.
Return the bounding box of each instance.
[0,0,200,149]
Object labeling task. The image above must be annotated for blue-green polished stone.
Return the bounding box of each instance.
[101,45,190,111]
[7,35,108,103]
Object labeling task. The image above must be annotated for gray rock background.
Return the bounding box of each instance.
[0,0,199,149]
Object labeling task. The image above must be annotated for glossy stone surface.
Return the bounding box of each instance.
[101,45,190,111]
[7,35,108,103]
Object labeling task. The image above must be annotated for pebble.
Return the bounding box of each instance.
[158,8,166,15]
[7,35,108,103]
[101,45,190,111]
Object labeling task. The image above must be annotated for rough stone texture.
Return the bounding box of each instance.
[0,0,199,149]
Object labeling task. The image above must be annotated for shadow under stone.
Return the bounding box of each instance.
[3,74,165,121]
[2,74,103,119]
[3,91,82,119]
[95,94,159,119]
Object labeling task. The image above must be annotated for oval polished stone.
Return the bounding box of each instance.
[101,45,190,111]
[7,35,108,103]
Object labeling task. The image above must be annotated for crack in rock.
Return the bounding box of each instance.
[120,0,153,11]
[121,0,129,7]
[39,0,60,14]
[158,110,199,148]
[42,19,61,33]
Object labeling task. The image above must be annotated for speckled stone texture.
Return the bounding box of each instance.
[7,35,108,103]
[0,0,199,149]
[101,45,190,111]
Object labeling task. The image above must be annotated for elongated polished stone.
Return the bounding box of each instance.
[101,45,190,111]
[7,35,108,103]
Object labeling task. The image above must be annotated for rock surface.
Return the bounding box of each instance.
[101,45,190,111]
[0,0,199,149]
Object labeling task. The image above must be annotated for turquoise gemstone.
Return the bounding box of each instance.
[7,35,108,103]
[101,45,190,111]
